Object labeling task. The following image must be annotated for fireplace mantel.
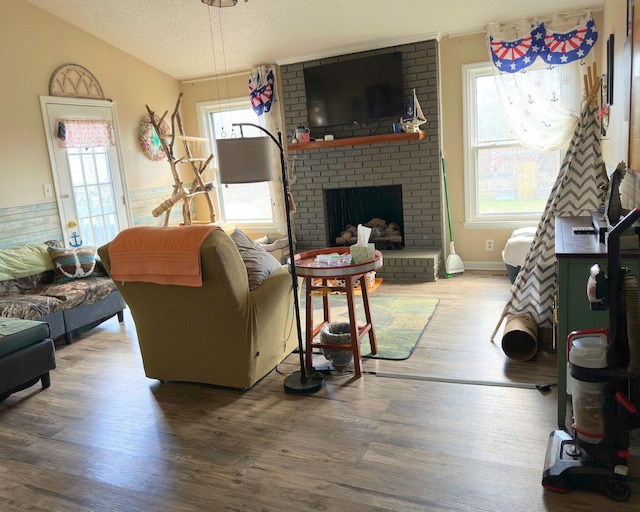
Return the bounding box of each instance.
[287,131,424,152]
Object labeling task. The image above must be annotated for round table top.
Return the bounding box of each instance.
[291,247,383,278]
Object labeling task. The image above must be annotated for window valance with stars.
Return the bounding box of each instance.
[487,17,598,73]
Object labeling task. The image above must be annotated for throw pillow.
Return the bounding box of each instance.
[229,229,282,291]
[0,242,54,282]
[47,246,105,283]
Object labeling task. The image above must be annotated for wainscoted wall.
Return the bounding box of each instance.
[128,186,185,227]
[0,203,63,249]
[0,187,184,250]
[280,40,443,261]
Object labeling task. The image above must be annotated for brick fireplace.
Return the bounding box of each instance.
[280,39,443,281]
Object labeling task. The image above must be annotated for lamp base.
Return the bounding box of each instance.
[283,370,324,394]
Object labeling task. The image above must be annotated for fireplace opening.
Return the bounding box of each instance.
[325,185,404,249]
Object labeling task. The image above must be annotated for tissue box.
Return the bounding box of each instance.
[350,243,375,263]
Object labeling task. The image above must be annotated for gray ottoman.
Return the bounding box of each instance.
[0,317,56,402]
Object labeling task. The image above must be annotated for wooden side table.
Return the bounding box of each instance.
[293,248,383,376]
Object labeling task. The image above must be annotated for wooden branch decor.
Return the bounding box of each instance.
[583,62,600,106]
[146,93,216,225]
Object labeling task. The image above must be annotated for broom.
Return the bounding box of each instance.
[442,156,464,277]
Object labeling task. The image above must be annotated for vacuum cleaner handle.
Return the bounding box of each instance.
[607,207,640,282]
[607,208,640,374]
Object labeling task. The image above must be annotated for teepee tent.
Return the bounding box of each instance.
[491,72,608,342]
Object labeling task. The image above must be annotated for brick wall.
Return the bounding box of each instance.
[280,39,442,256]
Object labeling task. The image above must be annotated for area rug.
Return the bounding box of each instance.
[299,294,440,360]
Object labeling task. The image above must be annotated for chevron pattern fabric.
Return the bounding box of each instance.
[500,101,607,328]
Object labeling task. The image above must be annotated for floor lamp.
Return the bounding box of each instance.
[216,123,323,394]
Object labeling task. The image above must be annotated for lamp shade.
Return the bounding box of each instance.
[216,137,275,184]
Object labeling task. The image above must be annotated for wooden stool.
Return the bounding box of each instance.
[293,248,383,376]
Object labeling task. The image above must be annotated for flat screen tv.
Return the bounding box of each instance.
[303,52,404,129]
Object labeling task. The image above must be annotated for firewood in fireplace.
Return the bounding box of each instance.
[365,218,386,228]
[336,219,403,246]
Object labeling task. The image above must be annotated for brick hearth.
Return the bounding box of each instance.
[377,250,442,282]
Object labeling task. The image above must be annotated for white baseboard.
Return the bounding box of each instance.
[461,261,508,272]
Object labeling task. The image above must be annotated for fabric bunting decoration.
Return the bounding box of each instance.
[489,18,598,73]
[249,66,275,116]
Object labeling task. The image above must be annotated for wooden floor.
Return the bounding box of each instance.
[1,272,638,511]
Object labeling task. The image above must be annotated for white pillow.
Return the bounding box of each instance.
[229,229,282,291]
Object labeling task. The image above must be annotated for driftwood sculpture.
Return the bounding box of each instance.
[146,93,216,225]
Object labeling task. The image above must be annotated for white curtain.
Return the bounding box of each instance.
[486,12,598,151]
[249,64,287,235]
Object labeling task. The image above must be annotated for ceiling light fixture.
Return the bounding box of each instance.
[201,0,248,6]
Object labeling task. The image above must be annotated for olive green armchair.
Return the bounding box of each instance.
[98,228,296,389]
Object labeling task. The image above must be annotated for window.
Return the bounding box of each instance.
[66,146,119,247]
[199,99,277,228]
[462,63,563,229]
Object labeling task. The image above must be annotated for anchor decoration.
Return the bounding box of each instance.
[69,231,82,248]
[55,232,97,280]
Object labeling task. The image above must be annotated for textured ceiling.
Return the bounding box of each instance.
[25,0,603,81]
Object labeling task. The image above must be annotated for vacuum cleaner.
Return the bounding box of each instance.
[542,208,640,502]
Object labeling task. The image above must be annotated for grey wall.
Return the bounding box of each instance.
[280,39,442,253]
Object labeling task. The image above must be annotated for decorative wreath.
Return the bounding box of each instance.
[138,114,170,161]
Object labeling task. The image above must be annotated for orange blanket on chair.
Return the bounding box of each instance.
[108,225,219,287]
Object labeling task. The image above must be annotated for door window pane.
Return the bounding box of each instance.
[66,147,119,247]
[95,153,110,182]
[100,184,115,214]
[82,153,98,185]
[68,154,85,186]
[75,188,89,218]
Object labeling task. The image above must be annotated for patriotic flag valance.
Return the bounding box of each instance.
[487,16,598,73]
[249,65,276,116]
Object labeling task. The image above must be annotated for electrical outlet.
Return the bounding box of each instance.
[485,239,494,251]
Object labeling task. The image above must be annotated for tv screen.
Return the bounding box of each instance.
[303,52,404,129]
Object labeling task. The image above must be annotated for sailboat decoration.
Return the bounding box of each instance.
[400,89,427,133]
